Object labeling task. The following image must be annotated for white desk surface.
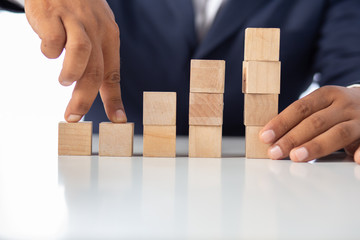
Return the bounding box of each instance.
[1,131,360,240]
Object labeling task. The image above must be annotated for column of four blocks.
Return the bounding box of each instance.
[243,28,281,158]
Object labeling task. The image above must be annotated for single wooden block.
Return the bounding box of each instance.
[242,61,281,94]
[143,125,176,157]
[58,122,92,156]
[189,126,222,158]
[143,92,177,125]
[244,28,280,61]
[190,59,225,93]
[99,122,134,157]
[189,93,224,126]
[245,126,270,159]
[244,94,278,126]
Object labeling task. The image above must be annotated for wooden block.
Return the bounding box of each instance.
[189,93,224,126]
[245,126,270,159]
[189,126,222,158]
[242,61,281,94]
[244,94,278,126]
[99,122,134,157]
[58,122,92,156]
[143,125,176,157]
[244,28,280,61]
[143,92,177,125]
[190,59,225,93]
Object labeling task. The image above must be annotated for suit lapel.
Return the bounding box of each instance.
[193,0,268,58]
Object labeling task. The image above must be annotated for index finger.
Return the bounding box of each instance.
[259,87,333,144]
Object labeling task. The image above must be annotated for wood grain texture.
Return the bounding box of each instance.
[58,122,92,156]
[244,94,278,126]
[242,61,281,94]
[143,92,177,125]
[99,122,134,157]
[245,126,270,159]
[188,125,222,158]
[244,28,280,61]
[190,59,225,93]
[189,93,224,126]
[143,125,176,157]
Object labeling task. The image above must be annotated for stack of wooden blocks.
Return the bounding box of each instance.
[243,28,281,158]
[143,92,177,157]
[188,60,226,158]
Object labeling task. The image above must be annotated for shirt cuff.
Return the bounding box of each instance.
[347,84,360,88]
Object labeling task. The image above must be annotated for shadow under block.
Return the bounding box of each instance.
[188,126,222,158]
[189,93,224,126]
[244,28,280,61]
[242,61,281,94]
[143,125,176,157]
[58,122,92,156]
[244,94,278,126]
[246,126,270,159]
[99,122,134,157]
[143,92,177,125]
[190,59,225,93]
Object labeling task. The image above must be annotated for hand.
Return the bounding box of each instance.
[259,86,360,163]
[24,0,127,123]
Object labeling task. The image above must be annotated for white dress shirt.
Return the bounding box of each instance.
[11,0,24,6]
[193,0,226,41]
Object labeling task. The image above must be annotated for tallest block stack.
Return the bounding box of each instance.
[243,28,281,158]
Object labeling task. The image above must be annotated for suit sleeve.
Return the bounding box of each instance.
[314,0,360,86]
[0,0,24,13]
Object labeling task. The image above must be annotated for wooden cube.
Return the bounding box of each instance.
[244,28,280,61]
[244,94,278,126]
[190,59,225,93]
[242,61,281,94]
[246,126,270,159]
[58,122,92,156]
[143,125,176,157]
[99,122,134,157]
[189,93,224,126]
[189,126,222,158]
[143,92,177,125]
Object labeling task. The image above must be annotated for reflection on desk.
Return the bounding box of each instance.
[56,141,360,240]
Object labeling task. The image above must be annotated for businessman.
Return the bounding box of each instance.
[4,0,360,163]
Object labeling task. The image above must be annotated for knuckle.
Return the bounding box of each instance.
[42,34,65,48]
[275,115,290,133]
[109,96,123,105]
[67,39,92,53]
[85,67,103,82]
[293,100,312,117]
[75,101,92,114]
[308,115,326,129]
[336,124,353,142]
[104,70,120,85]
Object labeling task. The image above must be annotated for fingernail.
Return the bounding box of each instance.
[260,130,276,143]
[67,114,82,122]
[269,145,283,159]
[115,109,127,122]
[60,80,73,86]
[292,147,309,162]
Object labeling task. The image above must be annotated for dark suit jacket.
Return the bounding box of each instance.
[0,0,24,12]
